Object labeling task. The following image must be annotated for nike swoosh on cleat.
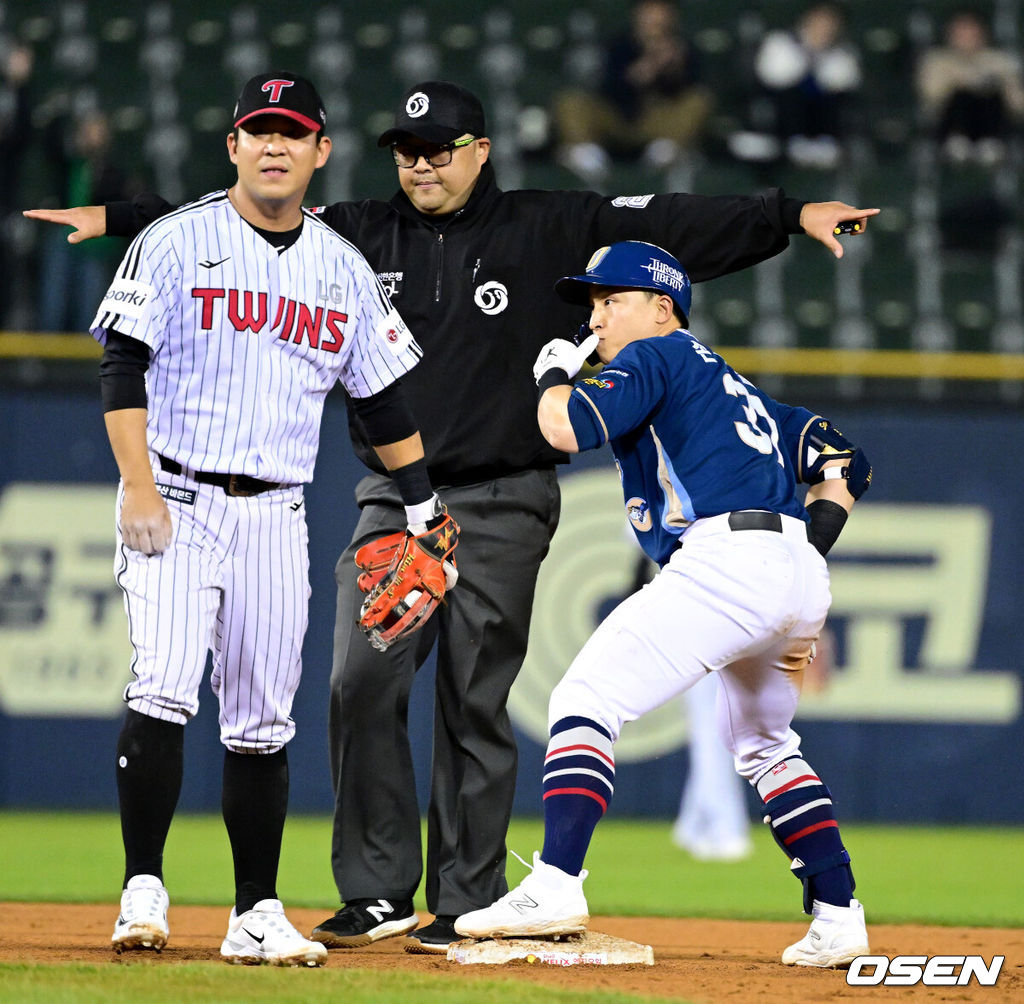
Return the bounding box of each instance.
[242,928,265,944]
[199,257,230,268]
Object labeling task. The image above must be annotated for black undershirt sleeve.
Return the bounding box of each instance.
[99,331,150,412]
[350,380,418,446]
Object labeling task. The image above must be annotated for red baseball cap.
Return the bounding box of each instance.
[233,72,326,133]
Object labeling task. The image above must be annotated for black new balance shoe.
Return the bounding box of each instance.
[311,898,418,947]
[403,915,459,954]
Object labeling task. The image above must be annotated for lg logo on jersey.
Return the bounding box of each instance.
[192,287,347,353]
[474,280,508,315]
[847,955,1004,987]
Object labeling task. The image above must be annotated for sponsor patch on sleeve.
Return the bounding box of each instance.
[377,308,413,356]
[99,278,154,321]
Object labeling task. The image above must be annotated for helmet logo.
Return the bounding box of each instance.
[586,246,611,272]
[406,92,429,117]
[640,258,688,293]
[474,280,508,315]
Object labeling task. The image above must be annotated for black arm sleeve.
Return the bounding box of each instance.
[349,380,419,446]
[106,193,176,239]
[805,499,849,558]
[99,331,150,412]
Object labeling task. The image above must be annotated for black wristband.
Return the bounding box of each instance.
[390,457,434,507]
[537,367,572,397]
[806,498,849,557]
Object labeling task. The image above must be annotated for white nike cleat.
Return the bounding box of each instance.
[782,898,869,968]
[220,898,328,967]
[112,874,170,953]
[454,852,589,939]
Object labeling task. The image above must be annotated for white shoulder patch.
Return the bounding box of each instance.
[611,194,655,209]
[98,278,154,321]
[377,308,413,356]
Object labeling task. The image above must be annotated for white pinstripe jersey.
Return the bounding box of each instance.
[91,190,422,484]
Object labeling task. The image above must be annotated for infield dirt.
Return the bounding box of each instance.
[2,903,1020,1002]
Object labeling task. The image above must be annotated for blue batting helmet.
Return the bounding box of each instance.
[554,240,692,319]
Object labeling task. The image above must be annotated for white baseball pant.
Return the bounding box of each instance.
[548,513,830,783]
[114,463,310,752]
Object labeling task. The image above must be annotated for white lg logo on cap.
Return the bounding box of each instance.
[406,92,429,117]
[474,281,508,315]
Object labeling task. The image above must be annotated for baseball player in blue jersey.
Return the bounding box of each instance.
[93,72,457,967]
[455,241,873,967]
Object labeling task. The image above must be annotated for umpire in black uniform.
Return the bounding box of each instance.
[31,80,877,953]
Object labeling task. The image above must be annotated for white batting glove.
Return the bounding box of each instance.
[533,334,599,384]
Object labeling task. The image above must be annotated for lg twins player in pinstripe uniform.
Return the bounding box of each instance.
[94,73,445,967]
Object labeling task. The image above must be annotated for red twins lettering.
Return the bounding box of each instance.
[228,290,268,332]
[192,287,225,328]
[192,287,346,353]
[262,79,294,103]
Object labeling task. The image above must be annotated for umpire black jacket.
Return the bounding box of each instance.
[109,163,805,486]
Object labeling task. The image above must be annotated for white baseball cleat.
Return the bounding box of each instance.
[455,852,589,939]
[112,874,170,952]
[220,898,328,967]
[781,898,869,968]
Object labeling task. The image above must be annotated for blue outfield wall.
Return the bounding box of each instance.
[1,387,1022,823]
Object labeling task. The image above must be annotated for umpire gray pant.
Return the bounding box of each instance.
[328,467,560,916]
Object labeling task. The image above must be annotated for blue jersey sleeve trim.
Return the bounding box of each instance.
[567,387,609,450]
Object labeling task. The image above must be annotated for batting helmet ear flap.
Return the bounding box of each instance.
[573,321,601,366]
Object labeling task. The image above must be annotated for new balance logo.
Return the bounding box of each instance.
[366,899,394,924]
[508,893,539,915]
[199,257,231,269]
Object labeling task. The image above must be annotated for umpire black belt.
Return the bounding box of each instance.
[158,455,284,498]
[727,510,783,533]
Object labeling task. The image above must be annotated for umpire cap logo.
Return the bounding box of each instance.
[406,92,429,117]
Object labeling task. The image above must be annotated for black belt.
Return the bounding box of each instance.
[728,510,782,533]
[158,455,283,497]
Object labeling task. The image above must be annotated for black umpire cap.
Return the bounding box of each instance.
[377,81,486,146]
[234,72,327,133]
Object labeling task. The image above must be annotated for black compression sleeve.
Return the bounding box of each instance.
[350,381,418,446]
[806,499,849,557]
[99,331,150,412]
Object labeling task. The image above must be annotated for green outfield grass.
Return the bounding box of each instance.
[1,812,1022,927]
[1,813,1020,1003]
[0,963,675,1004]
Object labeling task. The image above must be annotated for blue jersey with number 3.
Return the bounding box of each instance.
[567,330,810,566]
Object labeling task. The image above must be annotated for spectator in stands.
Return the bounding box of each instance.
[731,2,861,170]
[553,0,711,185]
[916,8,1024,165]
[0,43,34,328]
[39,111,133,332]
